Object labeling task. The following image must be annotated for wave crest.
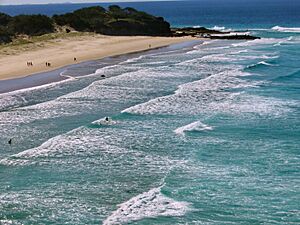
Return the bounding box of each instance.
[272,26,300,33]
[174,121,213,135]
[246,61,274,69]
[103,186,191,225]
[210,26,232,32]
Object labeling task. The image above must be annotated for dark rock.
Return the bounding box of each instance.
[172,27,260,40]
[210,35,260,40]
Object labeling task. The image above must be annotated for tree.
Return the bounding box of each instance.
[0,12,12,26]
[52,5,172,35]
[0,26,12,43]
[9,14,54,36]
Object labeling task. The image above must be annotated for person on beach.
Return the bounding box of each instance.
[74,57,77,61]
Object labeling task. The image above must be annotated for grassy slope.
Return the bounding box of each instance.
[0,31,95,56]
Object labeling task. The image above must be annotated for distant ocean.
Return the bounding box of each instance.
[0,1,300,225]
[1,0,300,28]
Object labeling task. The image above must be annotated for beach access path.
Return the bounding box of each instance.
[0,33,196,80]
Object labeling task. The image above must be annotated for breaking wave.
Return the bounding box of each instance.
[210,26,232,32]
[232,38,289,47]
[174,121,213,135]
[246,61,275,69]
[103,185,191,225]
[272,26,300,33]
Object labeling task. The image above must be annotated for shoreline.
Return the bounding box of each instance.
[0,34,197,81]
[0,38,201,94]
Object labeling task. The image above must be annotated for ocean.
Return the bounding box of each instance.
[1,0,300,29]
[0,0,300,224]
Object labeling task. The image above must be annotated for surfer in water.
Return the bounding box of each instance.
[98,117,116,125]
[8,139,12,145]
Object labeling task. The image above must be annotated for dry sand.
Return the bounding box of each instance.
[0,34,196,80]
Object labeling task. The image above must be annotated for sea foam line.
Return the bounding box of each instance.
[174,120,213,135]
[272,26,300,33]
[103,185,191,225]
[246,61,275,69]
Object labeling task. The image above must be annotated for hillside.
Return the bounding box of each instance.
[0,5,171,44]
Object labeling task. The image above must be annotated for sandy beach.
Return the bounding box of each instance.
[0,33,196,80]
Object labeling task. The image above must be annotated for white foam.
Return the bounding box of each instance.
[59,72,77,80]
[122,69,256,116]
[0,116,182,167]
[103,186,190,225]
[232,38,284,47]
[202,40,215,45]
[0,94,27,111]
[0,220,15,225]
[230,49,249,54]
[272,26,300,33]
[207,93,298,117]
[247,61,274,69]
[210,26,232,32]
[212,32,251,37]
[0,133,73,166]
[258,61,273,66]
[0,64,124,112]
[211,25,226,30]
[184,50,276,64]
[92,117,117,126]
[120,64,297,118]
[248,28,270,31]
[174,121,213,135]
[0,68,152,124]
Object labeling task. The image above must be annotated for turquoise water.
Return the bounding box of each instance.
[1,1,300,223]
[0,28,299,224]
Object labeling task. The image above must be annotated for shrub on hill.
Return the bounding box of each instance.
[0,13,13,43]
[0,27,12,44]
[53,6,171,36]
[8,14,54,36]
[0,5,171,44]
[53,6,107,32]
[0,12,12,26]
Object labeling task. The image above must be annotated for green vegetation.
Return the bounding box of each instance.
[0,27,12,44]
[0,5,171,44]
[0,12,12,43]
[53,5,171,36]
[8,14,54,36]
[0,12,11,26]
[0,32,93,56]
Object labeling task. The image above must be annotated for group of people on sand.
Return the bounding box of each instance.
[26,57,77,69]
